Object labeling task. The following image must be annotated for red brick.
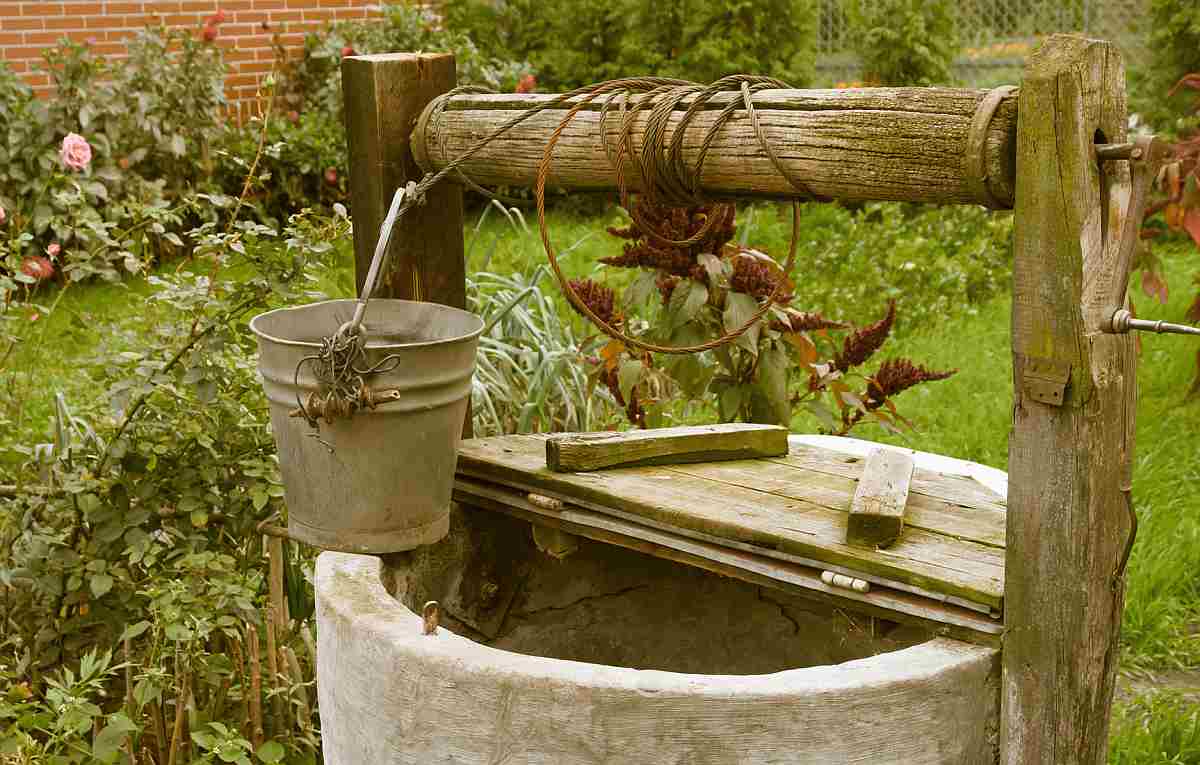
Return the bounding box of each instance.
[105,3,145,13]
[0,32,24,46]
[63,2,105,14]
[142,1,182,12]
[23,31,74,46]
[88,15,132,28]
[45,16,89,30]
[268,9,301,22]
[234,58,273,72]
[32,2,67,15]
[251,0,287,9]
[4,18,45,31]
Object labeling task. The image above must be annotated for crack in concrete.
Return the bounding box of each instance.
[758,588,801,636]
[510,584,651,618]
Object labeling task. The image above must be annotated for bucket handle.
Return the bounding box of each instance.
[341,183,415,341]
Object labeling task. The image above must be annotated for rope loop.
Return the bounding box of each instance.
[299,74,823,427]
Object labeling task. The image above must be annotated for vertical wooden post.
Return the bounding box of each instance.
[1005,35,1137,764]
[342,52,472,437]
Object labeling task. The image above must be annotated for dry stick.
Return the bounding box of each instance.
[229,636,248,741]
[247,623,264,751]
[166,670,190,765]
[141,746,157,765]
[123,637,135,756]
[265,607,282,736]
[277,647,294,741]
[148,700,168,765]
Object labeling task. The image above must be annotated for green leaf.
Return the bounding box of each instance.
[717,383,749,422]
[617,359,643,403]
[84,181,108,200]
[804,399,838,432]
[89,573,114,599]
[697,252,727,289]
[165,623,191,641]
[623,269,657,310]
[723,291,762,355]
[256,741,286,764]
[92,714,137,763]
[169,134,186,157]
[251,488,269,512]
[752,341,791,425]
[120,620,151,642]
[667,279,707,330]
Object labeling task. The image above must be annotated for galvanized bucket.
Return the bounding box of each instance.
[250,299,483,553]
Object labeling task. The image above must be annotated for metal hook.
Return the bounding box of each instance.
[422,600,440,635]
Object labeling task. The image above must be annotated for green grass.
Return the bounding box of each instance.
[3,208,1199,759]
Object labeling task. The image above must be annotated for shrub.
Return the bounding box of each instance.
[0,207,350,763]
[0,28,229,286]
[1131,0,1200,130]
[845,0,959,86]
[439,0,818,90]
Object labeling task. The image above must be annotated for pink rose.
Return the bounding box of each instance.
[21,256,54,282]
[46,243,61,259]
[202,22,218,42]
[0,207,6,225]
[60,133,92,171]
[324,167,338,185]
[341,46,356,58]
[210,9,226,24]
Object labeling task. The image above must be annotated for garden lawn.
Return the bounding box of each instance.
[4,209,1198,761]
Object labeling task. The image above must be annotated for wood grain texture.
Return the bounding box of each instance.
[317,551,1002,764]
[847,449,914,549]
[342,52,471,437]
[1003,35,1136,765]
[458,435,1006,609]
[412,87,1018,207]
[454,478,1003,644]
[545,423,788,472]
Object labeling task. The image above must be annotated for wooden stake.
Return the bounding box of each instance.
[342,52,471,437]
[166,671,189,765]
[1005,34,1136,765]
[268,536,288,637]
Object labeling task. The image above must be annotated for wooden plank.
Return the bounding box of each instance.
[1004,34,1136,765]
[545,423,788,472]
[343,52,471,437]
[847,449,914,549]
[661,459,1005,549]
[776,445,1006,513]
[413,87,1017,208]
[457,436,1005,608]
[453,478,1003,646]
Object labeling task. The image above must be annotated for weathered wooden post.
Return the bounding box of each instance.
[1005,34,1137,764]
[342,52,471,436]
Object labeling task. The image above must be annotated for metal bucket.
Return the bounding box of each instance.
[250,299,483,553]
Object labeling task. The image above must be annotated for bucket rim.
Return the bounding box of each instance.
[249,298,484,350]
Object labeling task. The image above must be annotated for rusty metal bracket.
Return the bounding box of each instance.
[1096,135,1170,334]
[1022,356,1072,407]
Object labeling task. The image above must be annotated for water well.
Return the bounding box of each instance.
[316,438,1005,764]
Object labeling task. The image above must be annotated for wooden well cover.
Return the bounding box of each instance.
[455,434,1006,640]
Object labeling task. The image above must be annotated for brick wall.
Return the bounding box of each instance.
[0,1,382,112]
